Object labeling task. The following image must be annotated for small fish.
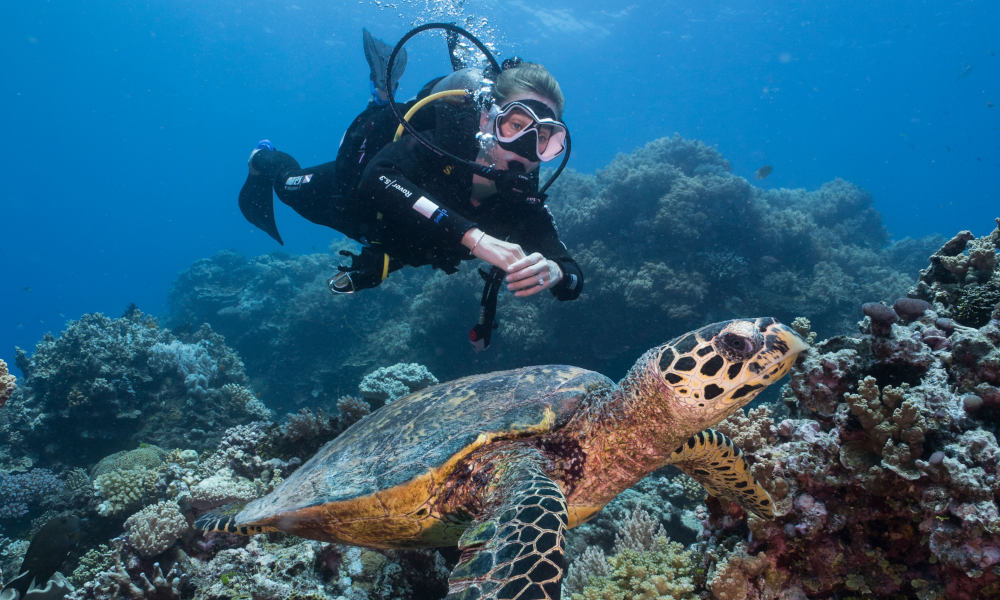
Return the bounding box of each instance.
[754,165,774,180]
[957,64,973,79]
[22,286,31,292]
[759,255,781,265]
[988,102,995,108]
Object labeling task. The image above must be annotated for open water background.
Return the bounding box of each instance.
[2,0,998,374]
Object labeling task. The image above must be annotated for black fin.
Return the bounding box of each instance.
[238,173,283,245]
[363,28,406,93]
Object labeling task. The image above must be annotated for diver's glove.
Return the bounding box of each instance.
[328,247,392,295]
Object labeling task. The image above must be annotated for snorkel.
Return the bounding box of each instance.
[384,22,572,200]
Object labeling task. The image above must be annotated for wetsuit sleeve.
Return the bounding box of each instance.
[358,137,477,248]
[519,205,584,301]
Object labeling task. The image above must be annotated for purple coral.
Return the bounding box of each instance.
[0,468,63,519]
[893,297,933,321]
[862,301,898,336]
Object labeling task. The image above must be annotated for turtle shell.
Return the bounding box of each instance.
[234,365,611,547]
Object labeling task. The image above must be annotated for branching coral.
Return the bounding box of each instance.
[0,469,63,520]
[573,536,698,600]
[66,537,192,600]
[94,468,161,518]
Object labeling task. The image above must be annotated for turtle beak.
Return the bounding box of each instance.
[717,319,808,409]
[754,321,809,384]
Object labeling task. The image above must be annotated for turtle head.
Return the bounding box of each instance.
[650,318,807,428]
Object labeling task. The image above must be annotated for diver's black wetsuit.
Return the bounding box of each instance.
[250,101,407,240]
[253,94,583,301]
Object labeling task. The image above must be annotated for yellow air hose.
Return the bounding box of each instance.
[393,89,470,142]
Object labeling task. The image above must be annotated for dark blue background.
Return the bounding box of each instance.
[2,0,998,373]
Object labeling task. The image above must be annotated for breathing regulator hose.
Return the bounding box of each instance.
[384,22,571,196]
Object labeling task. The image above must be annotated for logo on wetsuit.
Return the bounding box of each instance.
[378,175,412,199]
[284,173,313,190]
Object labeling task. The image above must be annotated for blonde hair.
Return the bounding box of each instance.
[494,62,565,118]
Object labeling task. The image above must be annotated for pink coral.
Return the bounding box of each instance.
[700,232,1000,597]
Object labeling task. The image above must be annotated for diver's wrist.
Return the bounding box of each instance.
[462,228,486,251]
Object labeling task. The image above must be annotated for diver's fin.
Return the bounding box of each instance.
[363,28,406,94]
[238,173,283,245]
[665,428,775,518]
[194,511,278,536]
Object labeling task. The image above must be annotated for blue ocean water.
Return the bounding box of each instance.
[2,0,998,374]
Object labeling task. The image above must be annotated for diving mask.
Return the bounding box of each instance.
[491,99,567,162]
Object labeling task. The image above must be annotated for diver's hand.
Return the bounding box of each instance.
[463,229,527,271]
[505,253,563,297]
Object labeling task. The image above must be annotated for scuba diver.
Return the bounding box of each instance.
[238,26,583,348]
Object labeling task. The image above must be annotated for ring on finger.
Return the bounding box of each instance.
[537,276,545,286]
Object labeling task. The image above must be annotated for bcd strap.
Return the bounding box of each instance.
[470,266,504,352]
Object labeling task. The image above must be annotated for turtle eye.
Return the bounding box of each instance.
[718,331,761,361]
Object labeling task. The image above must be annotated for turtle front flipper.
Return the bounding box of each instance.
[194,512,278,536]
[447,449,568,600]
[665,428,775,518]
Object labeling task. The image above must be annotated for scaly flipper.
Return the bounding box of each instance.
[447,449,568,600]
[666,428,774,518]
[193,512,278,536]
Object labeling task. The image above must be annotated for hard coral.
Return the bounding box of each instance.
[0,359,14,409]
[912,218,1000,327]
[358,363,438,406]
[9,309,265,466]
[123,501,187,558]
[573,536,698,600]
[0,469,63,520]
[700,225,1000,598]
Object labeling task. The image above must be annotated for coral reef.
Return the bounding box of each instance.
[167,136,940,411]
[911,218,1000,328]
[1,308,268,467]
[697,221,1000,599]
[7,137,996,599]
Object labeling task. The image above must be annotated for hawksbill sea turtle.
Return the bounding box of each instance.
[197,317,807,599]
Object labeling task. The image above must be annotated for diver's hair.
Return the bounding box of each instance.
[494,62,565,118]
